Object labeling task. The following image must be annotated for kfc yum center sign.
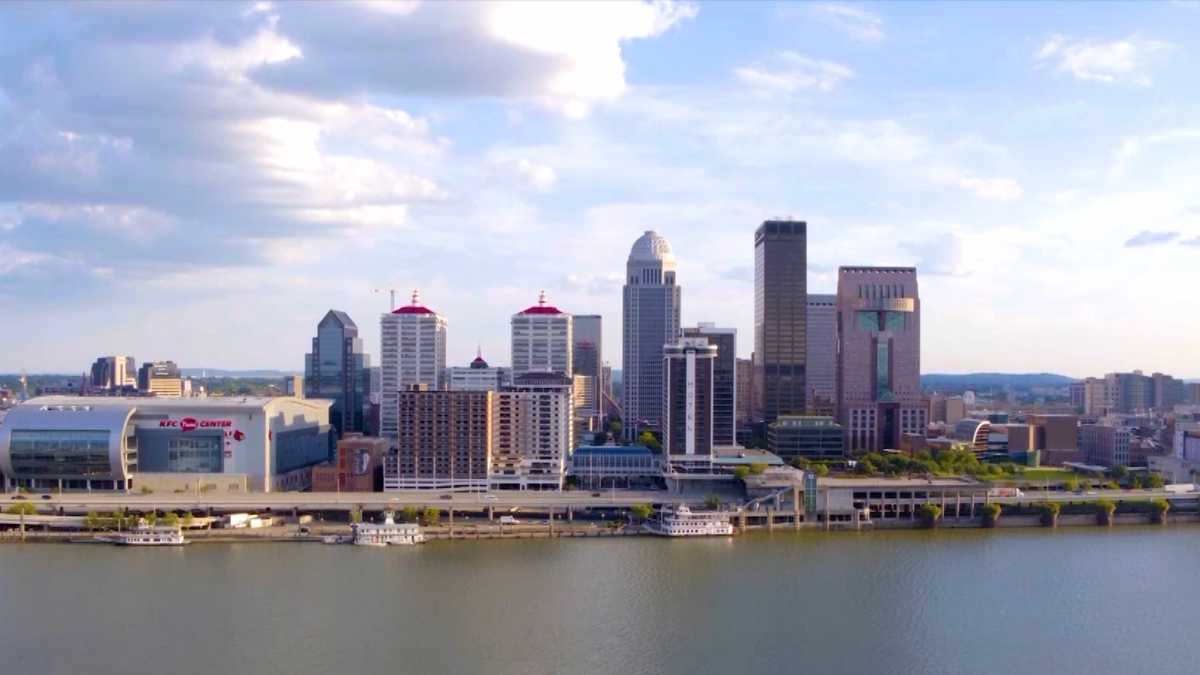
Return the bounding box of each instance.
[159,417,232,432]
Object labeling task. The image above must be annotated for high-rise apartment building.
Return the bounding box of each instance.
[683,323,736,446]
[511,291,572,376]
[383,387,491,491]
[379,290,447,443]
[137,360,183,398]
[1081,377,1108,416]
[806,293,837,415]
[305,310,371,437]
[622,231,681,438]
[662,338,717,468]
[1152,372,1186,411]
[754,220,806,424]
[90,356,136,390]
[836,266,926,452]
[491,373,574,490]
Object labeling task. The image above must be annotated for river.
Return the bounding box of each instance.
[2,527,1196,674]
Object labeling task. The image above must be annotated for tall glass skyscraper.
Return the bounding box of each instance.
[622,231,681,439]
[305,310,371,438]
[754,220,807,424]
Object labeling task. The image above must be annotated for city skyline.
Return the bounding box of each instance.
[3,2,1200,375]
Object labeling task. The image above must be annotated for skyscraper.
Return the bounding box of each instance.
[572,314,603,429]
[754,220,807,424]
[137,360,183,398]
[622,231,681,438]
[683,323,736,446]
[90,355,136,390]
[380,290,447,443]
[305,310,371,437]
[662,338,717,467]
[805,294,837,415]
[511,291,573,376]
[836,266,925,452]
[491,373,574,490]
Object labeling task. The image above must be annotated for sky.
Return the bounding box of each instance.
[1,1,1199,378]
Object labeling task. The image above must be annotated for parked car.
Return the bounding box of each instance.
[10,495,27,500]
[483,494,497,501]
[41,495,53,500]
[439,494,453,500]
[499,515,520,525]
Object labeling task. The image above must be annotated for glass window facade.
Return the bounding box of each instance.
[8,429,112,477]
[166,436,222,473]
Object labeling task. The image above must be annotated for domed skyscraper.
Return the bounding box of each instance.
[622,230,682,440]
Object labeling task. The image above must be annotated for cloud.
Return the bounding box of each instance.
[811,4,884,42]
[252,1,697,118]
[902,231,970,277]
[1035,34,1169,85]
[1180,236,1200,247]
[953,175,1024,201]
[511,159,558,191]
[736,52,855,93]
[1124,230,1179,247]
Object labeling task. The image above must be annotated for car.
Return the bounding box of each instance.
[41,494,53,500]
[483,494,497,501]
[439,494,453,500]
[10,495,26,500]
[591,492,602,497]
[499,515,520,525]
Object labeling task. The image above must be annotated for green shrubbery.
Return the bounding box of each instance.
[853,447,1019,479]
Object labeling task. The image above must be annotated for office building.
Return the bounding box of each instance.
[90,356,136,390]
[511,291,572,376]
[573,374,600,443]
[311,434,389,492]
[446,350,511,392]
[491,373,574,490]
[754,220,807,423]
[573,314,603,430]
[735,357,753,426]
[380,290,447,443]
[836,266,926,452]
[1080,423,1132,467]
[806,293,838,415]
[1152,372,1186,411]
[1081,377,1108,415]
[662,338,717,469]
[569,445,663,489]
[1024,414,1082,465]
[768,415,846,460]
[305,310,371,437]
[683,323,737,446]
[1069,381,1086,411]
[1190,383,1200,405]
[622,230,681,438]
[137,361,183,398]
[0,396,332,492]
[383,387,491,491]
[1105,371,1153,414]
[283,374,304,398]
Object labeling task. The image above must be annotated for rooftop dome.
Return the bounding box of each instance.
[519,290,564,315]
[470,347,489,369]
[392,289,435,315]
[628,230,675,263]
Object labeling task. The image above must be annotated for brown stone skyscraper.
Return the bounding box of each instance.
[836,267,926,452]
[754,220,807,424]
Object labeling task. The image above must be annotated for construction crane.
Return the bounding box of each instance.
[373,288,398,312]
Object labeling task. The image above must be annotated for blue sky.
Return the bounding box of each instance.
[2,1,1198,377]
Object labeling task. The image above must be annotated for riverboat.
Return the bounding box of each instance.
[644,505,734,537]
[352,512,426,546]
[98,523,187,546]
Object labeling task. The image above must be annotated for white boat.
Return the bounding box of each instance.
[352,512,426,546]
[644,505,734,537]
[98,522,187,546]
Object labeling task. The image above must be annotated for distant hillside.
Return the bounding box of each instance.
[181,369,299,379]
[921,373,1075,391]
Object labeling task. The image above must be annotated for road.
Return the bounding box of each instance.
[5,489,694,514]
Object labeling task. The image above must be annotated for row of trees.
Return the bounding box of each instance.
[853,447,1019,479]
[919,498,1171,528]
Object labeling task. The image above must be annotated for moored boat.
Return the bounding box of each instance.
[97,522,187,546]
[644,505,734,537]
[352,512,426,546]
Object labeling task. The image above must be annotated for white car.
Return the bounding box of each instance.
[483,494,498,501]
[499,515,520,524]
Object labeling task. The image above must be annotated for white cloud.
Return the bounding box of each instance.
[736,52,855,93]
[954,175,1024,201]
[1112,128,1200,176]
[811,3,884,42]
[19,203,176,240]
[512,159,558,190]
[1035,34,1169,85]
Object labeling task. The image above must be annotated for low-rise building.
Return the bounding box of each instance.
[1079,423,1132,467]
[569,445,662,489]
[312,434,389,492]
[767,415,846,460]
[952,419,990,455]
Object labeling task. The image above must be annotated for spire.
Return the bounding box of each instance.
[411,288,421,306]
[538,289,548,307]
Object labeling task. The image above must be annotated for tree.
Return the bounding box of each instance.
[349,505,363,524]
[399,506,419,523]
[638,430,661,452]
[163,512,180,527]
[629,503,653,522]
[143,512,158,526]
[1150,498,1170,525]
[6,502,37,516]
[1094,499,1117,526]
[84,511,101,532]
[1063,477,1079,493]
[182,513,195,529]
[1039,502,1061,527]
[810,463,830,477]
[980,502,1002,528]
[1145,473,1164,489]
[704,494,721,510]
[732,466,750,481]
[918,503,943,529]
[421,507,441,526]
[748,463,767,476]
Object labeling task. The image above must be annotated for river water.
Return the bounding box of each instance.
[2,527,1197,675]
